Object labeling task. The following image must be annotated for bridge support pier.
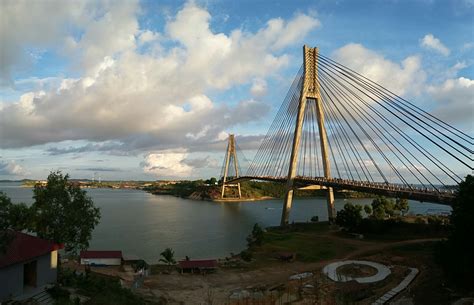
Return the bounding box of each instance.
[221,134,242,199]
[281,45,336,226]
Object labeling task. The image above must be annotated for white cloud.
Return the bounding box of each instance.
[250,78,267,97]
[0,2,318,152]
[428,77,474,124]
[0,159,26,177]
[332,43,426,95]
[141,150,193,177]
[420,34,450,56]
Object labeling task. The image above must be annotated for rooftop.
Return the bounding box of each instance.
[178,259,218,269]
[0,231,63,269]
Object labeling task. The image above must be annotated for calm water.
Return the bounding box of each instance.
[0,182,451,263]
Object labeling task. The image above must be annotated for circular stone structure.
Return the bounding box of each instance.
[322,260,391,284]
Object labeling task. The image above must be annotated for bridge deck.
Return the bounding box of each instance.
[227,176,456,205]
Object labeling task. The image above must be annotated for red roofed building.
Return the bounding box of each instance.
[0,231,63,302]
[178,259,218,273]
[80,250,123,266]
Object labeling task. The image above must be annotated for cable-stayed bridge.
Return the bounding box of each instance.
[220,45,472,226]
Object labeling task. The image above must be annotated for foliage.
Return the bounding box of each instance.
[159,248,176,265]
[335,203,363,232]
[436,175,474,289]
[6,202,34,231]
[0,192,13,253]
[363,204,372,215]
[58,269,154,305]
[132,259,148,272]
[32,171,101,254]
[205,177,217,185]
[370,197,396,219]
[395,198,409,216]
[310,216,319,222]
[240,250,253,262]
[246,223,264,247]
[0,192,34,252]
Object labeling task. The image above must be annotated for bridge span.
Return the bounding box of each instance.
[227,176,456,205]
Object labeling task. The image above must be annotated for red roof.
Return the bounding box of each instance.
[80,250,122,259]
[0,231,63,269]
[178,259,217,269]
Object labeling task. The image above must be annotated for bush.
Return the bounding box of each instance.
[246,223,264,247]
[336,203,363,232]
[310,216,319,222]
[240,250,253,262]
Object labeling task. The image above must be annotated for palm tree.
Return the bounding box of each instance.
[159,248,176,265]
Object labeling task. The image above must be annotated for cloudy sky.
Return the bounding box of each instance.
[0,0,472,180]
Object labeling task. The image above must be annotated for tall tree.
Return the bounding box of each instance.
[159,248,176,265]
[0,192,13,253]
[32,171,101,254]
[437,175,474,288]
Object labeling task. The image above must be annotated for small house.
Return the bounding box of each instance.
[0,232,63,302]
[178,259,217,273]
[80,250,122,266]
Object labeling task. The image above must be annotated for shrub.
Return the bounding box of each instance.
[336,203,363,232]
[246,223,264,247]
[240,250,253,262]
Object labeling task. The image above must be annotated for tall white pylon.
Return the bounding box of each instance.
[221,134,242,199]
[281,45,336,226]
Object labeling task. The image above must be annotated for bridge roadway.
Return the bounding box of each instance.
[227,176,456,205]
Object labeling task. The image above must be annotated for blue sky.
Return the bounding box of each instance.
[0,0,472,181]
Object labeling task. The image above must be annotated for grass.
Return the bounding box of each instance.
[250,222,357,264]
[57,269,160,305]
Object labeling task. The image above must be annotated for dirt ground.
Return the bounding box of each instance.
[134,237,446,304]
[64,227,469,305]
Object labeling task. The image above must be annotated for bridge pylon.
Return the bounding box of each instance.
[281,45,336,226]
[221,134,242,199]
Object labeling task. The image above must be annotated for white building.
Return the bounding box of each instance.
[0,232,63,302]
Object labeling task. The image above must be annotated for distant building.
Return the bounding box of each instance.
[178,259,218,273]
[0,232,63,302]
[80,250,122,266]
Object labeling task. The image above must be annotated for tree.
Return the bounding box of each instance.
[370,197,395,219]
[159,248,176,265]
[246,223,264,247]
[0,192,13,253]
[209,177,217,185]
[0,192,33,253]
[363,204,372,216]
[437,175,474,288]
[395,198,409,216]
[336,203,363,231]
[32,171,101,254]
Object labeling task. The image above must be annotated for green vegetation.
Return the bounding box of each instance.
[0,192,14,253]
[245,222,356,264]
[436,175,474,289]
[246,223,264,247]
[335,203,363,231]
[159,247,176,265]
[0,171,101,254]
[335,197,450,240]
[54,269,159,305]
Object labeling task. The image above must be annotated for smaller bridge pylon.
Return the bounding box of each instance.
[220,134,242,199]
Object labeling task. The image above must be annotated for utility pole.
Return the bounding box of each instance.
[281,45,335,226]
[221,134,242,199]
